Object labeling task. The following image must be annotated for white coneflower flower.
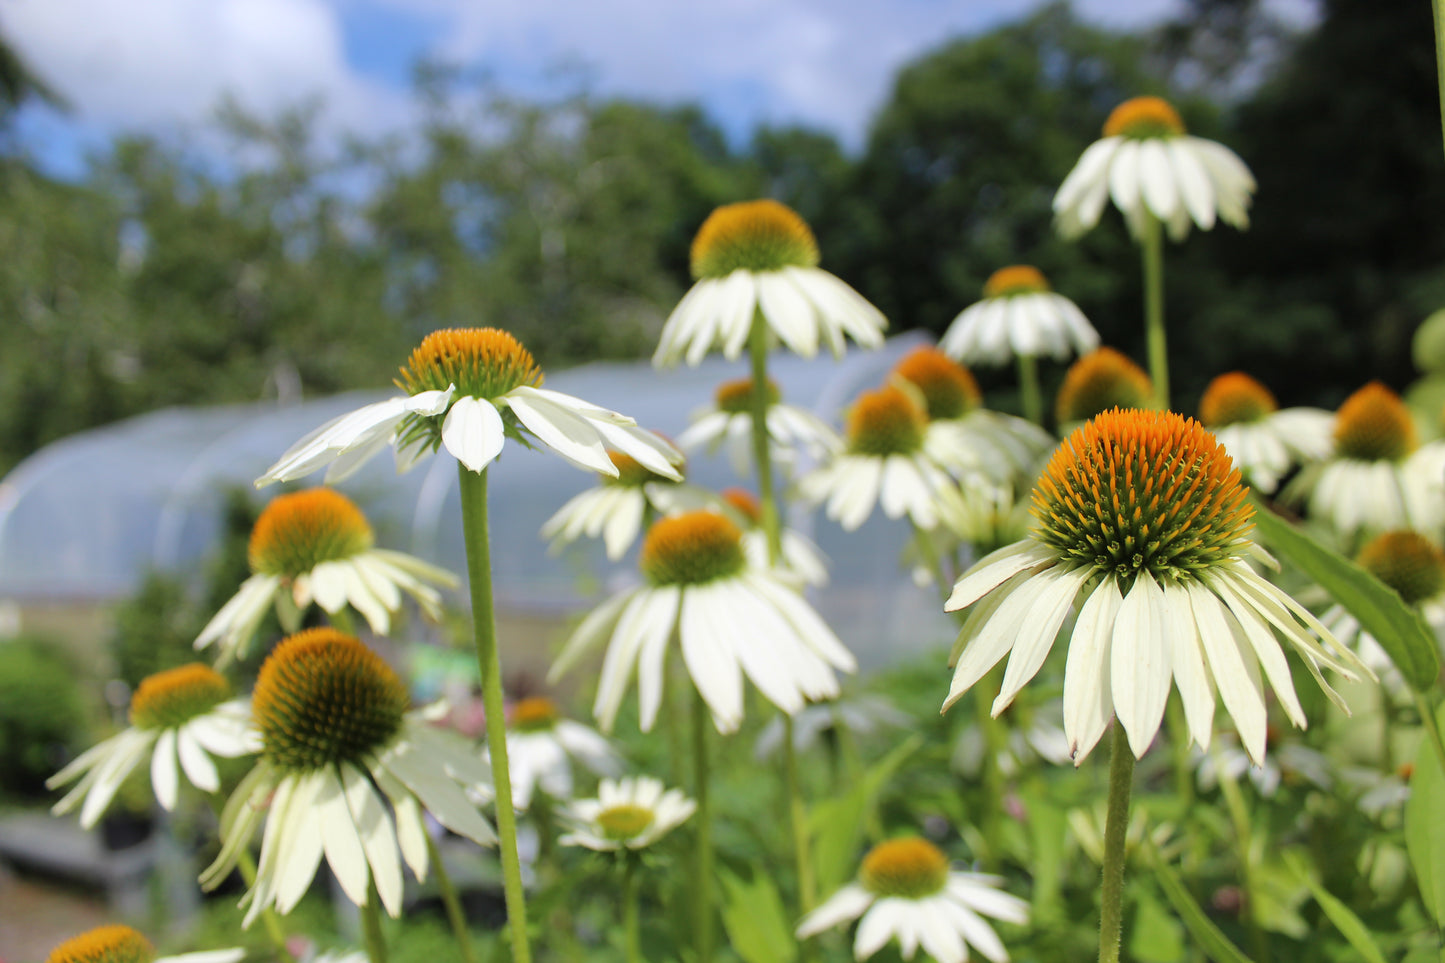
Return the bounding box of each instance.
[44,925,243,963]
[940,266,1099,366]
[1054,96,1256,241]
[494,696,620,811]
[753,694,907,762]
[1054,348,1155,430]
[1193,732,1333,798]
[196,487,455,665]
[952,699,1072,780]
[676,376,842,477]
[797,836,1028,963]
[721,487,830,587]
[549,510,856,734]
[1284,382,1445,539]
[1197,372,1332,494]
[259,327,682,484]
[202,629,496,926]
[943,408,1366,764]
[541,447,708,561]
[799,384,965,532]
[558,776,696,851]
[49,664,260,828]
[654,200,887,367]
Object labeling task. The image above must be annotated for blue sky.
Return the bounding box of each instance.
[3,0,1206,178]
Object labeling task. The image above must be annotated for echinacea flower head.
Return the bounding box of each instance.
[494,696,620,810]
[559,775,696,852]
[549,510,856,733]
[259,327,682,484]
[677,376,842,477]
[797,836,1028,963]
[940,266,1100,366]
[654,200,887,366]
[1284,382,1445,538]
[541,446,704,561]
[1198,372,1332,494]
[196,487,456,665]
[800,384,965,531]
[1055,348,1154,427]
[203,628,496,926]
[45,926,243,963]
[1054,95,1256,241]
[943,408,1365,764]
[49,664,260,828]
[722,487,830,586]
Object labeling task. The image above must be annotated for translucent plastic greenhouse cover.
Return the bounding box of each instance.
[0,333,955,668]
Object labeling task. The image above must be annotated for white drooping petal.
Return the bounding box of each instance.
[441,396,507,473]
[1111,573,1172,758]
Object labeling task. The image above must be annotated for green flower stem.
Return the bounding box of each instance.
[1211,744,1270,963]
[457,465,532,963]
[426,833,477,963]
[1415,691,1445,777]
[1141,214,1169,410]
[622,852,642,963]
[692,688,715,963]
[782,715,818,911]
[747,312,784,562]
[361,881,389,963]
[1434,0,1445,162]
[328,606,357,635]
[1098,724,1136,963]
[1016,352,1044,427]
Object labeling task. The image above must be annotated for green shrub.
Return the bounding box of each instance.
[0,635,86,797]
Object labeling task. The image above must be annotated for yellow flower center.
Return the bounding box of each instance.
[1103,96,1187,139]
[604,449,681,488]
[249,487,375,578]
[253,628,408,772]
[129,663,231,731]
[722,488,762,524]
[397,327,544,400]
[1054,348,1154,425]
[510,696,561,733]
[847,385,927,456]
[640,511,746,586]
[46,926,155,963]
[1356,530,1445,606]
[596,803,656,841]
[859,837,949,899]
[893,348,982,420]
[714,376,782,415]
[1334,382,1417,462]
[983,265,1051,298]
[1198,372,1279,428]
[1034,409,1254,588]
[690,200,820,280]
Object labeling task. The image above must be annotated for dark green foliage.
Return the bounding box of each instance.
[0,635,86,796]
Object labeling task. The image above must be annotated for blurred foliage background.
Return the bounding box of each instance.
[1,0,1441,477]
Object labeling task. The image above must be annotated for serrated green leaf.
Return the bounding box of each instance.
[1282,851,1388,963]
[720,871,798,963]
[1148,848,1256,963]
[1406,703,1445,927]
[809,734,923,896]
[1248,499,1440,691]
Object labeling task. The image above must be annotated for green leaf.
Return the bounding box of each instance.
[1129,887,1186,963]
[1282,851,1388,963]
[1406,703,1445,927]
[720,870,798,963]
[1023,784,1067,917]
[1247,499,1440,691]
[809,734,923,896]
[1147,849,1256,963]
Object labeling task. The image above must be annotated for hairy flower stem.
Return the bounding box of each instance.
[1016,353,1044,426]
[692,689,716,963]
[1434,0,1445,162]
[426,833,477,963]
[1141,214,1169,409]
[1212,744,1270,963]
[623,852,642,963]
[361,881,389,963]
[457,465,532,963]
[1098,724,1136,963]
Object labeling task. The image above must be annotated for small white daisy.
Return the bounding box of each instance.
[44,925,244,963]
[201,629,497,926]
[558,775,696,852]
[940,266,1099,366]
[1054,96,1256,241]
[1342,764,1413,817]
[258,327,682,484]
[952,699,1072,780]
[1284,382,1445,540]
[943,408,1366,765]
[1197,372,1333,494]
[753,694,908,762]
[549,510,856,734]
[676,375,842,478]
[49,664,260,828]
[721,487,830,587]
[1193,734,1333,798]
[493,696,620,811]
[1053,347,1155,430]
[799,384,966,532]
[653,199,887,367]
[797,836,1028,963]
[195,487,456,665]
